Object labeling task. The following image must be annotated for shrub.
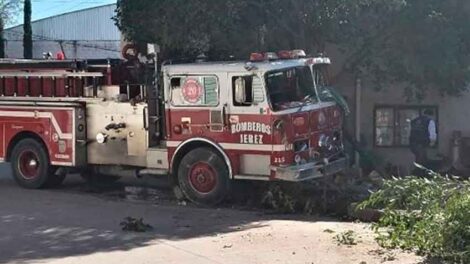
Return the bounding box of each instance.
[359,171,470,263]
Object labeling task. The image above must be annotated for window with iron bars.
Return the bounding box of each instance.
[374,105,438,147]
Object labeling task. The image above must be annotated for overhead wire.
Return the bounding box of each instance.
[5,30,121,53]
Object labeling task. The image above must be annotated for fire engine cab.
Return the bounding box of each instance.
[0,49,348,205]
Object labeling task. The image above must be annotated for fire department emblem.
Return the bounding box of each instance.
[293,117,305,126]
[182,78,203,103]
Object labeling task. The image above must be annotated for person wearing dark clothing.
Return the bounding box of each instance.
[409,109,437,168]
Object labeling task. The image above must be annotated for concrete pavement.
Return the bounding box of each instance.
[0,163,422,264]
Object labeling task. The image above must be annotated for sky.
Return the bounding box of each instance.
[11,0,117,27]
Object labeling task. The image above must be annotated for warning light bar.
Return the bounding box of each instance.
[249,52,279,61]
[291,50,307,58]
[250,49,308,61]
[306,57,331,65]
[277,50,293,59]
[249,53,265,61]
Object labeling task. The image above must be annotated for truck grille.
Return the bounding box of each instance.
[294,139,309,153]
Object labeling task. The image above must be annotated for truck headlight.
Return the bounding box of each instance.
[295,154,301,164]
[318,134,329,147]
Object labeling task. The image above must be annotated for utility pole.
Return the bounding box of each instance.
[23,0,32,59]
[0,17,4,58]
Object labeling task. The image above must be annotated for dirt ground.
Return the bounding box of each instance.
[0,164,423,264]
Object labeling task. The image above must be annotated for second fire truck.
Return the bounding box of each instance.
[0,49,348,205]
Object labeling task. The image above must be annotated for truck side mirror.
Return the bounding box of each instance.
[322,86,351,116]
[234,77,246,104]
[321,89,334,100]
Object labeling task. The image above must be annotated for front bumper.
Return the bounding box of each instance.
[272,155,349,182]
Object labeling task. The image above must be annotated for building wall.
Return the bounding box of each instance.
[4,4,120,59]
[4,40,120,59]
[322,42,470,174]
[334,73,470,174]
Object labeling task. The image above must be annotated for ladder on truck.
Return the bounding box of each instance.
[0,59,106,99]
[0,59,164,147]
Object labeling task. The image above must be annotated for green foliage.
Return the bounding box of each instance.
[359,173,470,263]
[23,0,32,59]
[261,184,298,214]
[114,0,470,97]
[114,0,374,59]
[335,230,359,246]
[0,0,21,58]
[440,192,470,262]
[349,0,470,98]
[0,0,20,23]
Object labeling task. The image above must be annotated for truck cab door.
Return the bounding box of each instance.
[227,73,272,177]
[165,74,226,142]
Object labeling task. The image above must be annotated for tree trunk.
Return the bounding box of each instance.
[23,0,33,59]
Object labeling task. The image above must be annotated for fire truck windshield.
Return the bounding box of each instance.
[265,66,317,111]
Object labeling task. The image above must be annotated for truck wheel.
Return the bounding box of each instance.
[177,148,230,206]
[10,138,54,189]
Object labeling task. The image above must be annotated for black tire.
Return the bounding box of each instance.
[10,138,54,189]
[177,147,230,206]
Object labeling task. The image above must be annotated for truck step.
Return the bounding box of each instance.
[138,169,168,177]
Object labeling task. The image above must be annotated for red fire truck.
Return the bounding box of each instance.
[0,49,348,205]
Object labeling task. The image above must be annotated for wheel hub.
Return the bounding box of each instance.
[29,159,38,167]
[189,162,217,194]
[18,150,40,180]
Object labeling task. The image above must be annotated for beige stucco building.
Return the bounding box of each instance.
[330,55,469,175]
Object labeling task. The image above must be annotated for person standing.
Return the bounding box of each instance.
[409,109,437,168]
